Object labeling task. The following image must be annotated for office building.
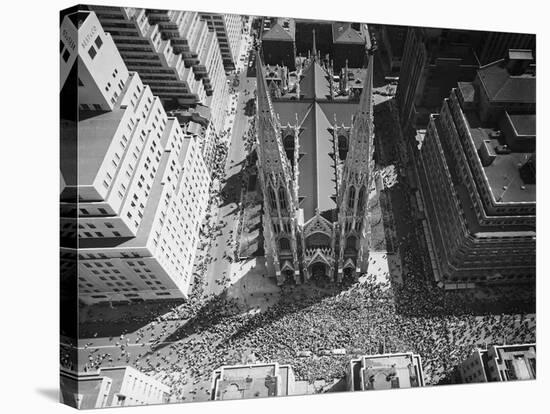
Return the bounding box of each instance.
[475,32,535,66]
[87,6,207,106]
[60,366,170,408]
[88,7,229,137]
[458,344,536,383]
[415,51,535,288]
[396,27,481,135]
[60,11,210,304]
[210,362,297,400]
[372,24,407,73]
[347,352,425,391]
[200,12,244,71]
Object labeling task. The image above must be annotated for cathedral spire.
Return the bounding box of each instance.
[312,29,317,61]
[255,49,275,117]
[357,54,373,117]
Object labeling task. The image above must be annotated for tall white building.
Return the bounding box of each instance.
[89,6,229,165]
[60,366,170,408]
[60,11,210,304]
[199,13,244,71]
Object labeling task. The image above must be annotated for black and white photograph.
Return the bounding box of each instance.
[56,3,540,409]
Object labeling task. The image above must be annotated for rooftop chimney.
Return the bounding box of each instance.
[506,49,534,76]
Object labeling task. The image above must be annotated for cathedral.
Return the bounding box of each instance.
[254,40,376,285]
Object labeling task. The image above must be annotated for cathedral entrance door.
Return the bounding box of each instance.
[283,270,294,285]
[342,267,355,284]
[310,262,328,283]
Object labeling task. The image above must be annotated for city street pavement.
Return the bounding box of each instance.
[203,39,257,296]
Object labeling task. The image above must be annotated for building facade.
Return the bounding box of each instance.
[60,11,210,304]
[458,344,536,383]
[475,32,535,66]
[347,352,425,391]
[255,48,375,285]
[60,366,170,408]
[199,12,244,71]
[415,54,535,288]
[88,6,229,152]
[396,27,480,135]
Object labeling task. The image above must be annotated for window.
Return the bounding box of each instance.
[268,186,277,210]
[98,208,108,215]
[278,238,290,251]
[347,186,356,210]
[357,185,366,211]
[278,187,287,210]
[62,49,70,62]
[345,236,357,252]
[113,231,121,237]
[94,35,103,49]
[88,45,97,59]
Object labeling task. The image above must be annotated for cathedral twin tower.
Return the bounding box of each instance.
[255,48,375,285]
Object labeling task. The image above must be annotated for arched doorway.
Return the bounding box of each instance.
[283,269,294,284]
[345,235,357,255]
[342,266,355,284]
[310,262,327,280]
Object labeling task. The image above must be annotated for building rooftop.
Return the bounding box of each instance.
[213,363,294,400]
[273,99,358,221]
[262,18,295,42]
[350,353,424,391]
[508,113,536,136]
[332,22,369,46]
[478,59,536,103]
[461,107,536,204]
[269,59,371,221]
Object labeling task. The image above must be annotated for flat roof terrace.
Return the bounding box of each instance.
[463,110,535,204]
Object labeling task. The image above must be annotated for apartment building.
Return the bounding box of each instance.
[88,6,207,107]
[60,11,210,304]
[415,52,535,288]
[60,366,170,408]
[458,344,536,383]
[199,12,244,71]
[210,362,297,400]
[89,6,228,158]
[347,352,425,391]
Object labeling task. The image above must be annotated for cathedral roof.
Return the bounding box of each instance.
[299,60,332,100]
[272,100,359,221]
[264,54,373,222]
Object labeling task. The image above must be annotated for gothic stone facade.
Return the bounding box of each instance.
[255,50,375,285]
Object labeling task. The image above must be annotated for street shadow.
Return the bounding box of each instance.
[244,98,256,117]
[219,170,245,208]
[78,300,184,338]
